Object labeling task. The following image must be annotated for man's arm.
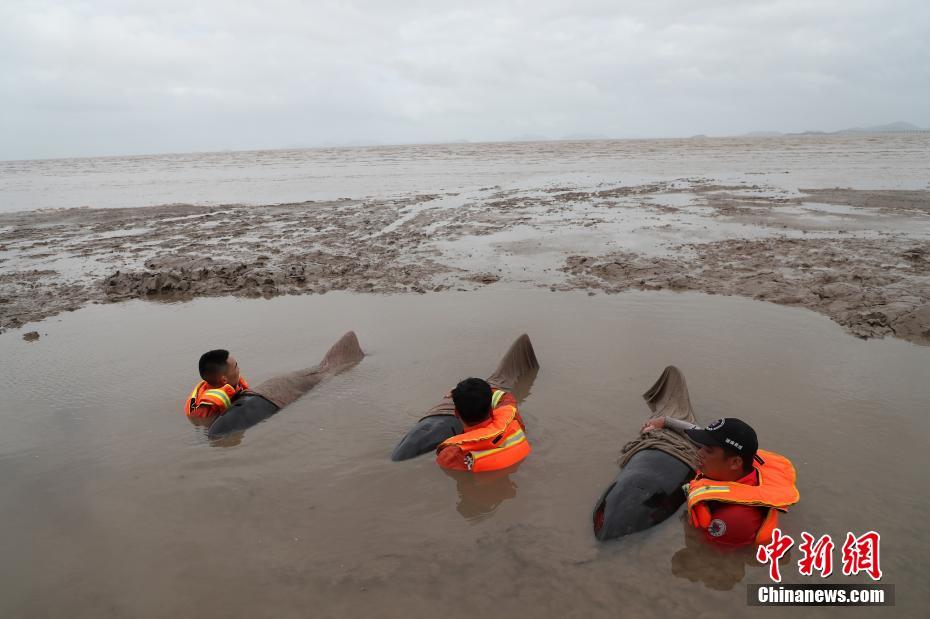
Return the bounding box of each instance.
[641,416,698,435]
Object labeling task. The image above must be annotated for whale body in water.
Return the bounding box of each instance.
[390,333,539,461]
[593,366,699,540]
[207,331,364,438]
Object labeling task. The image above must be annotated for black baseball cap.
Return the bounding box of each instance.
[685,418,764,464]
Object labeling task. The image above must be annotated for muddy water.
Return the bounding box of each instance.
[1,289,928,617]
[2,134,929,212]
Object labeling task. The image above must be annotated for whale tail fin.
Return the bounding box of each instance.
[417,333,540,421]
[320,330,365,372]
[208,331,364,439]
[618,365,699,471]
[393,333,540,460]
[248,331,363,409]
[642,365,695,422]
[487,333,539,391]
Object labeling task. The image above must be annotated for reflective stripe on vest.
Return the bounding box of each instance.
[686,449,799,541]
[186,378,248,416]
[203,388,232,409]
[688,485,732,501]
[471,428,527,461]
[687,449,798,512]
[441,389,516,446]
[437,388,531,472]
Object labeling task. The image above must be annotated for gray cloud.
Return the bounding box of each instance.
[1,0,928,159]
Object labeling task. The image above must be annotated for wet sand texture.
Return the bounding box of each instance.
[390,333,539,460]
[205,331,364,438]
[619,366,699,470]
[1,182,928,345]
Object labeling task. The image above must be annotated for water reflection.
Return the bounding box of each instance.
[208,431,244,448]
[670,519,791,591]
[444,467,520,521]
[185,414,244,447]
[186,415,214,430]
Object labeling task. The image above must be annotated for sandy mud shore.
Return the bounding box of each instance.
[1,179,928,344]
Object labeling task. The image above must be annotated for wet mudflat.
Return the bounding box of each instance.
[1,289,928,618]
[2,134,930,346]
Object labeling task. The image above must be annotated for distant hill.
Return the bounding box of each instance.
[836,121,926,133]
[740,122,928,137]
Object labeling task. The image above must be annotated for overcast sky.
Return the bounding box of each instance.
[1,0,928,160]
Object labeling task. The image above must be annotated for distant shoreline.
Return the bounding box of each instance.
[2,125,928,164]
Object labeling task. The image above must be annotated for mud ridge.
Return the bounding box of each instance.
[1,181,928,345]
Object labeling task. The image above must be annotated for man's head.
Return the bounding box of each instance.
[685,418,759,480]
[198,349,240,387]
[451,377,493,426]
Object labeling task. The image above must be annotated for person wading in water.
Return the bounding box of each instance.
[185,349,249,419]
[642,416,799,547]
[435,377,531,472]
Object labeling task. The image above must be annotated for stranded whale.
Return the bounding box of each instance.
[390,333,539,461]
[207,331,364,438]
[593,366,699,540]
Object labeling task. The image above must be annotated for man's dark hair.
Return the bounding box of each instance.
[199,349,230,383]
[451,377,493,425]
[723,446,755,474]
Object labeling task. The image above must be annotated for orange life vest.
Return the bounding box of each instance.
[185,377,249,417]
[686,449,799,545]
[437,389,532,473]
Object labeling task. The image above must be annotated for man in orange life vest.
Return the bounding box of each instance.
[185,349,250,418]
[435,378,531,472]
[642,416,798,547]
